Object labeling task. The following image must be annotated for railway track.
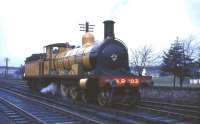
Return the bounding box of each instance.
[0,88,101,124]
[0,87,153,124]
[0,79,28,88]
[137,100,200,123]
[0,97,44,124]
[80,102,198,124]
[0,79,198,124]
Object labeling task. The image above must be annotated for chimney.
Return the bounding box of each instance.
[103,20,115,39]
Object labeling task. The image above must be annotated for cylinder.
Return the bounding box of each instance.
[80,78,88,89]
[103,20,115,39]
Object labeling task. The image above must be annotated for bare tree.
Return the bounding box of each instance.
[183,36,197,60]
[130,45,157,75]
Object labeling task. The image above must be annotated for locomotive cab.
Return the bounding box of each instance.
[45,43,74,59]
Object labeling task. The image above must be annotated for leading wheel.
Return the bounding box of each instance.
[129,89,141,107]
[97,90,111,106]
[81,91,89,103]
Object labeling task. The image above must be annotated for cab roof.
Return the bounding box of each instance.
[45,43,67,48]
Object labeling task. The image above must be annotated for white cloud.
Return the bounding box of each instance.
[113,0,199,51]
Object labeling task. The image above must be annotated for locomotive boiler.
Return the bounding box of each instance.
[24,20,152,106]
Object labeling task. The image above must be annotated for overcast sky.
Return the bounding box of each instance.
[0,0,200,66]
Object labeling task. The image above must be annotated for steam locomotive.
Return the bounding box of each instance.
[24,20,152,106]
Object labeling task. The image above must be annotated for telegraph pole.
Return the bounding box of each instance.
[4,57,9,79]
